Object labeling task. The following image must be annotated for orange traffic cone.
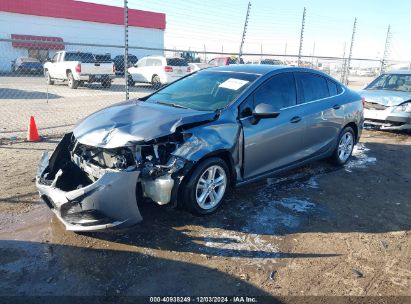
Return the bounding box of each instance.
[27,116,40,142]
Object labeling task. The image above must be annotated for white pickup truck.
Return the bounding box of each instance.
[44,51,115,89]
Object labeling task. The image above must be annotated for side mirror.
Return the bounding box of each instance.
[251,103,280,124]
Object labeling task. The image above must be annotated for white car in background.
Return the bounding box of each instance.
[127,56,191,89]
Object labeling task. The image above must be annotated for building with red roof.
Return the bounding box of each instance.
[0,0,166,71]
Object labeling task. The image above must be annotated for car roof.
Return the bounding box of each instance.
[206,64,325,76]
[385,70,411,74]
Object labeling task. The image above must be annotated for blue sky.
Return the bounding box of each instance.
[85,0,410,62]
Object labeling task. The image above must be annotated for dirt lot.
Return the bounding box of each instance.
[0,74,409,302]
[0,129,410,302]
[0,76,153,138]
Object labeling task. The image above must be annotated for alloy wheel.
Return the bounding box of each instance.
[195,165,227,210]
[338,131,354,162]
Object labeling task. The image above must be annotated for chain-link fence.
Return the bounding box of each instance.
[0,37,409,140]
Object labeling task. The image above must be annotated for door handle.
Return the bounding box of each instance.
[290,116,301,123]
[333,104,341,110]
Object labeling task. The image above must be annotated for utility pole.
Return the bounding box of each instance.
[380,24,391,75]
[344,17,357,85]
[124,0,129,100]
[298,7,306,67]
[239,2,251,62]
[311,41,315,68]
[221,45,223,56]
[203,44,206,63]
[284,42,287,62]
[260,44,263,62]
[340,42,346,83]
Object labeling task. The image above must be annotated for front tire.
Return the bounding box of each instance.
[127,75,135,86]
[182,157,230,215]
[67,72,79,89]
[45,70,54,85]
[151,75,162,90]
[331,126,355,166]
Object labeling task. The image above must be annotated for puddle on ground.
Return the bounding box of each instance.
[277,198,316,213]
[345,143,377,172]
[200,229,280,257]
[0,142,376,264]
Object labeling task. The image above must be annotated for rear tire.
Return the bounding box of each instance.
[127,75,135,86]
[67,72,79,89]
[182,157,230,216]
[151,75,162,90]
[45,70,54,85]
[330,126,355,166]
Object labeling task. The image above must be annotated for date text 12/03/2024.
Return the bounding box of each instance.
[149,296,258,303]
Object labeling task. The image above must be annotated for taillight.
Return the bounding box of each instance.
[164,66,173,72]
[361,97,365,108]
[75,63,81,73]
[187,66,191,73]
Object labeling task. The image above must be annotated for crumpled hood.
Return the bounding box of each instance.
[73,100,216,148]
[358,89,411,107]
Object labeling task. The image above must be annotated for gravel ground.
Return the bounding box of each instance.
[0,76,154,138]
[0,130,410,301]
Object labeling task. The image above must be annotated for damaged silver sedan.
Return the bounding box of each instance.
[36,65,363,231]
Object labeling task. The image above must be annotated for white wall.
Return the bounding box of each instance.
[0,12,165,72]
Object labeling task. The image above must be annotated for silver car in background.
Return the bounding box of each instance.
[359,70,411,130]
[36,65,363,231]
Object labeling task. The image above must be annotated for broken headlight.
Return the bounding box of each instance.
[394,102,411,113]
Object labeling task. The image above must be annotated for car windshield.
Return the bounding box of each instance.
[21,57,39,63]
[145,71,259,111]
[366,73,411,92]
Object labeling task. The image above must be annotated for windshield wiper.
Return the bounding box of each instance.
[156,101,188,109]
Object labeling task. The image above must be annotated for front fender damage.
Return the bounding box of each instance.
[36,133,142,231]
[35,118,241,231]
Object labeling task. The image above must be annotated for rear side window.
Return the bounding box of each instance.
[137,58,146,67]
[296,72,329,103]
[95,54,111,62]
[166,58,188,66]
[154,59,162,66]
[327,79,338,96]
[254,73,297,110]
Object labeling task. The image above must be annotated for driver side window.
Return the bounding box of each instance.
[239,95,254,118]
[238,73,297,118]
[254,73,297,111]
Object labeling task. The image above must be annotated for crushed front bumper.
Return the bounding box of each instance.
[364,108,411,130]
[35,135,142,231]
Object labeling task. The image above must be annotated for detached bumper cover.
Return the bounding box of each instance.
[36,150,142,232]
